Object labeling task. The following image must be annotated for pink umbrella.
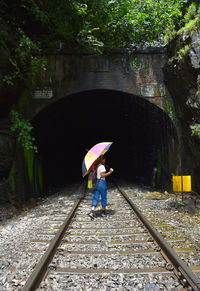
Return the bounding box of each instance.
[82,142,113,177]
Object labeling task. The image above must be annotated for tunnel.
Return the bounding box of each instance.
[32,89,178,192]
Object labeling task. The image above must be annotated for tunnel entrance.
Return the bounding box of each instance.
[32,89,178,191]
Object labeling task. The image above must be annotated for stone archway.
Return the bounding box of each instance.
[29,51,170,120]
[11,50,179,202]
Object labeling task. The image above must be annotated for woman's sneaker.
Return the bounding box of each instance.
[88,211,96,219]
[101,210,107,217]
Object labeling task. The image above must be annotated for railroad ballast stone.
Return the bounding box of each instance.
[0,182,199,290]
[0,183,81,290]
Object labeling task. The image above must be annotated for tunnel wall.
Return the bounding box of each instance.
[24,50,172,120]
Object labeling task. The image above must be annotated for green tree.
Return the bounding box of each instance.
[0,0,189,86]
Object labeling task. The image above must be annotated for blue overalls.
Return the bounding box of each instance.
[92,179,107,207]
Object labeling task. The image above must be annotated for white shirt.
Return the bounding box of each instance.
[97,164,106,180]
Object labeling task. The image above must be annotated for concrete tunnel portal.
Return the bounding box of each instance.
[32,89,178,191]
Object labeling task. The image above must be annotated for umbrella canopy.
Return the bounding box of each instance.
[82,142,113,177]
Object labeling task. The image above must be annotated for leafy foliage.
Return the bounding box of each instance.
[190,123,200,138]
[1,28,47,85]
[164,100,175,121]
[10,110,38,153]
[0,1,47,86]
[183,2,198,24]
[177,44,190,60]
[0,0,191,86]
[35,0,186,50]
[177,2,200,35]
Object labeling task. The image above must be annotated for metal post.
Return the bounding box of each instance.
[181,175,183,201]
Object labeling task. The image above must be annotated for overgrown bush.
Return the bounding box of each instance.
[10,110,38,153]
[190,123,200,138]
[0,0,187,87]
[1,0,198,88]
[183,2,197,24]
[178,2,200,35]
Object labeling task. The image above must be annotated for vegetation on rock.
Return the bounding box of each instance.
[178,1,200,35]
[190,123,200,138]
[10,110,38,153]
[0,0,189,87]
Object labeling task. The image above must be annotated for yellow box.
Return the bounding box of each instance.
[182,176,191,192]
[173,176,182,192]
[173,176,191,192]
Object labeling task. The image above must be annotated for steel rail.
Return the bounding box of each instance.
[22,182,86,291]
[116,184,200,291]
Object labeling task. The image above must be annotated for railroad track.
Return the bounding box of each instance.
[22,182,200,291]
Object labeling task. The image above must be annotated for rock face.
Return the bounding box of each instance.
[0,118,15,202]
[164,29,200,192]
[0,119,15,179]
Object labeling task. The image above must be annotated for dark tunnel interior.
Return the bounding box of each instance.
[32,89,177,191]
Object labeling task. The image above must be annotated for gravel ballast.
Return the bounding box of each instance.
[0,182,199,290]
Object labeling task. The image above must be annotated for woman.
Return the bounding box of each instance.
[89,155,114,218]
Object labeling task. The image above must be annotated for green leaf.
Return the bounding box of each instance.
[10,110,38,153]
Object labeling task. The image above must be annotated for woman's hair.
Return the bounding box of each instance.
[94,155,105,170]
